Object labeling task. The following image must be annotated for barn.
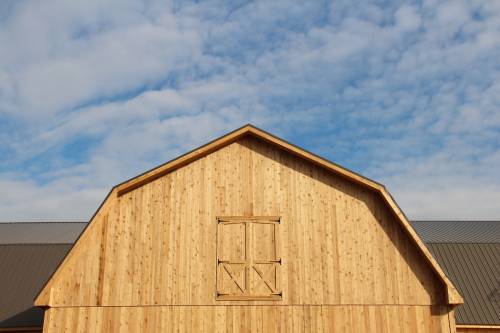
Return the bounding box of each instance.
[6,125,500,332]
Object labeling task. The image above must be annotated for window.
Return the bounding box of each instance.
[216,216,282,300]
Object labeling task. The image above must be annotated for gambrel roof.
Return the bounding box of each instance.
[35,124,463,305]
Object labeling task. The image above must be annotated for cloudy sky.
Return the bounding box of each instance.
[0,0,499,221]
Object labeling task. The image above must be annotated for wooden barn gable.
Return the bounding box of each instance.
[35,125,462,312]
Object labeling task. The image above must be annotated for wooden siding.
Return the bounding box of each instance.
[42,305,454,333]
[38,137,445,307]
[110,125,462,305]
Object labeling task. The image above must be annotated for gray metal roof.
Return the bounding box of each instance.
[413,221,500,325]
[0,244,72,328]
[427,243,500,325]
[0,222,86,244]
[412,221,500,243]
[0,222,84,328]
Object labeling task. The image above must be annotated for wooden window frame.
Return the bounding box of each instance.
[216,216,282,301]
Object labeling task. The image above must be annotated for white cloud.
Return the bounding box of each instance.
[0,176,106,221]
[395,5,421,32]
[0,0,499,220]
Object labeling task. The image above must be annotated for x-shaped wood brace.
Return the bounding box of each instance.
[222,264,246,293]
[252,264,278,293]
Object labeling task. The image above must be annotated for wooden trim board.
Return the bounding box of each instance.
[457,325,500,329]
[0,327,42,332]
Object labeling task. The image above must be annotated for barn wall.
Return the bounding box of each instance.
[43,136,445,307]
[42,305,453,333]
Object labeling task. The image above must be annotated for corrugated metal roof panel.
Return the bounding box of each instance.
[427,243,500,325]
[0,222,86,244]
[412,221,500,243]
[0,244,72,328]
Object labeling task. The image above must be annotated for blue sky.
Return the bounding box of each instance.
[0,0,499,220]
